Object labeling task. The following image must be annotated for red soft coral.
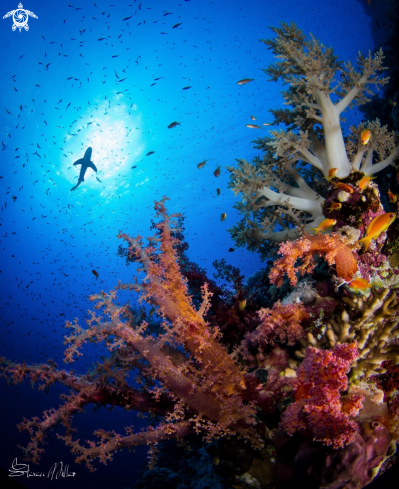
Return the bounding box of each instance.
[269,233,358,287]
[244,302,307,360]
[280,342,364,449]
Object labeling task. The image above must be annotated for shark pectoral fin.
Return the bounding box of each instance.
[88,162,98,172]
[73,158,84,166]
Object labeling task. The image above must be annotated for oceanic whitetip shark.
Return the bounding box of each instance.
[70,147,97,191]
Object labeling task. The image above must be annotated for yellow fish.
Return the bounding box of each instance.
[348,278,371,292]
[326,202,342,213]
[358,175,375,191]
[325,168,338,182]
[238,300,247,311]
[361,129,371,145]
[388,189,397,203]
[312,218,336,235]
[359,212,396,251]
[333,182,354,193]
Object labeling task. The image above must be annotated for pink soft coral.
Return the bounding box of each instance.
[280,342,364,449]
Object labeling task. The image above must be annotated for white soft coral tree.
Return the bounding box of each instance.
[228,23,399,250]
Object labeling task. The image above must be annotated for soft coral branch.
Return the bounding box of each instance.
[1,198,260,469]
[269,233,358,286]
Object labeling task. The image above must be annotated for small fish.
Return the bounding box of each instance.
[131,165,137,169]
[172,23,182,28]
[216,188,221,196]
[220,213,227,221]
[246,124,262,129]
[312,218,336,235]
[359,212,396,251]
[237,78,254,85]
[213,166,221,177]
[92,269,99,279]
[361,129,371,145]
[262,122,273,126]
[325,168,338,182]
[250,115,256,120]
[326,202,342,213]
[197,160,207,169]
[228,248,234,252]
[358,175,375,192]
[96,177,102,182]
[388,189,397,203]
[168,121,180,128]
[333,182,354,193]
[348,278,371,292]
[182,86,191,90]
[238,300,247,311]
[146,151,155,156]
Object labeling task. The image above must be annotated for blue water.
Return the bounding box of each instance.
[0,0,387,488]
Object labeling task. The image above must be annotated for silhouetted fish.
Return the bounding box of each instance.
[70,147,97,191]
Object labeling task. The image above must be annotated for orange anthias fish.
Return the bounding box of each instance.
[221,213,227,221]
[358,175,375,192]
[348,278,371,292]
[214,166,221,177]
[326,202,342,213]
[246,124,262,129]
[237,78,254,85]
[359,212,396,251]
[325,168,338,182]
[312,218,336,235]
[388,189,398,203]
[333,182,354,193]
[92,269,99,279]
[361,129,371,145]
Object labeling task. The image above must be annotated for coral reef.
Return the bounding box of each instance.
[1,23,399,489]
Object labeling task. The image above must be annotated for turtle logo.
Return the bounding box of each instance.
[2,3,38,32]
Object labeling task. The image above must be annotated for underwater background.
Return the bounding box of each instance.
[0,0,398,488]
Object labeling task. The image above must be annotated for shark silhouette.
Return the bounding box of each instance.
[70,147,97,191]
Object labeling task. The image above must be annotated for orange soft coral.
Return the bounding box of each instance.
[269,233,357,287]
